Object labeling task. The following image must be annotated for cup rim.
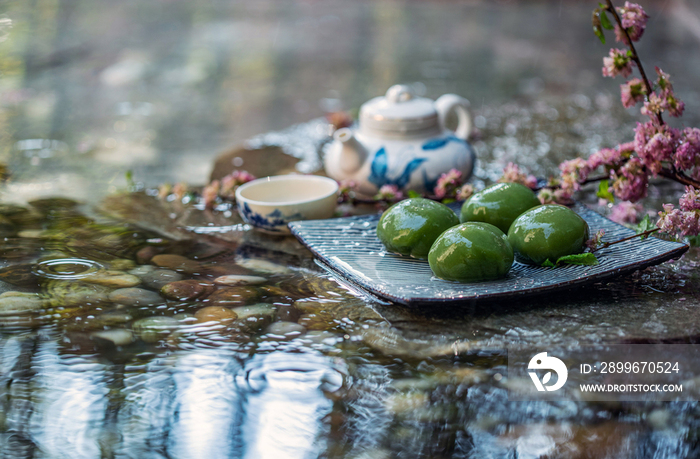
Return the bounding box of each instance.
[235,174,339,207]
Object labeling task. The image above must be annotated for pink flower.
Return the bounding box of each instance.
[620,78,646,108]
[617,2,649,42]
[657,204,700,238]
[157,183,172,200]
[611,157,648,202]
[675,128,700,171]
[602,49,633,78]
[434,168,463,199]
[220,170,256,198]
[338,179,358,200]
[202,180,220,209]
[456,184,474,201]
[664,90,685,118]
[172,182,189,200]
[585,229,606,251]
[634,122,680,175]
[655,67,672,91]
[609,201,643,224]
[374,184,403,202]
[641,92,665,117]
[559,157,590,194]
[587,142,632,171]
[498,162,538,189]
[679,186,700,212]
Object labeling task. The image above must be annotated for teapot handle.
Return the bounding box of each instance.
[435,94,472,141]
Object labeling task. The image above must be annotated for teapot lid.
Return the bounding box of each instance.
[359,85,438,133]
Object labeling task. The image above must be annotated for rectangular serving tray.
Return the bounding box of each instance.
[288,203,689,306]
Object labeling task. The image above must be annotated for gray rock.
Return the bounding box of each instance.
[109,288,164,307]
[139,269,183,290]
[263,321,306,340]
[92,329,135,346]
[132,316,180,343]
[0,293,46,316]
[213,275,267,286]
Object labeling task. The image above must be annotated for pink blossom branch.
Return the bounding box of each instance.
[603,0,663,125]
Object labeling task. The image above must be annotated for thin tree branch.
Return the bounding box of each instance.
[603,0,663,125]
[592,227,660,253]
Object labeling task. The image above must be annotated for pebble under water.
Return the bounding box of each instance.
[0,195,699,459]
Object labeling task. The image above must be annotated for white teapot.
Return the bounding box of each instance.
[324,84,475,197]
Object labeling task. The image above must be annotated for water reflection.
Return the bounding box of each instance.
[240,351,344,459]
[168,351,243,459]
[29,340,108,459]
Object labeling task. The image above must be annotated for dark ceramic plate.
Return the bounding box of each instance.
[289,203,689,306]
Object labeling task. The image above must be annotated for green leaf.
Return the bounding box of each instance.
[541,259,556,268]
[594,27,606,44]
[556,253,599,266]
[407,190,421,198]
[635,214,656,239]
[596,180,614,203]
[442,198,456,205]
[600,10,614,30]
[592,9,606,44]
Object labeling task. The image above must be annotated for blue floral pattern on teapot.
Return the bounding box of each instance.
[324,85,475,197]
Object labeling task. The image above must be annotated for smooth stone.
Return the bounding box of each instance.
[0,294,45,316]
[91,329,135,346]
[29,197,80,212]
[135,246,163,265]
[231,303,277,331]
[46,281,113,306]
[109,288,164,307]
[194,306,238,324]
[263,321,306,340]
[298,330,341,346]
[108,259,136,271]
[234,257,292,274]
[160,280,215,301]
[128,265,155,276]
[95,312,134,325]
[173,313,197,324]
[0,264,42,287]
[151,254,201,274]
[17,229,45,238]
[82,270,141,288]
[275,303,300,322]
[298,312,337,331]
[231,303,277,320]
[132,316,180,343]
[205,286,260,307]
[213,275,267,286]
[139,269,183,289]
[210,145,300,182]
[259,285,291,297]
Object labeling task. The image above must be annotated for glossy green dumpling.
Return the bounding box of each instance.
[460,182,540,234]
[507,205,590,266]
[377,198,459,259]
[428,222,514,282]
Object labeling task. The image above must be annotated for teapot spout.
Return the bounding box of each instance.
[334,128,367,173]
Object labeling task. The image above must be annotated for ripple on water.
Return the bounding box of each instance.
[32,258,104,280]
[238,352,346,459]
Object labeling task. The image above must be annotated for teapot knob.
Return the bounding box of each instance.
[385,84,415,103]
